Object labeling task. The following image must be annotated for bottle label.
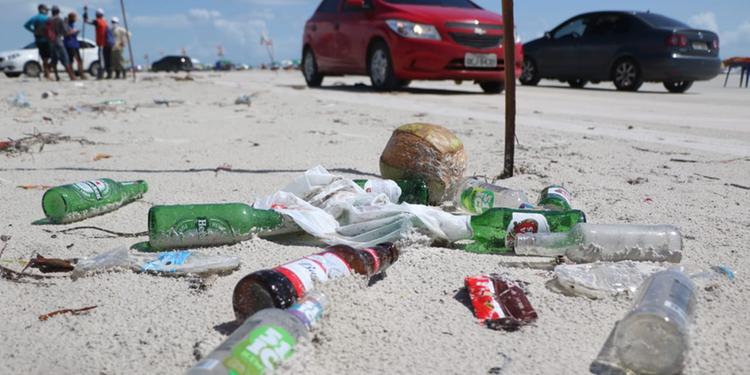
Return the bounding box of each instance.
[224,324,296,375]
[460,187,494,214]
[73,179,111,201]
[311,252,352,279]
[362,247,381,274]
[277,257,329,298]
[170,217,233,237]
[505,213,550,248]
[540,186,572,210]
[288,297,325,329]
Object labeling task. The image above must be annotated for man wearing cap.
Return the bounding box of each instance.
[110,17,130,79]
[84,8,111,79]
[23,4,52,79]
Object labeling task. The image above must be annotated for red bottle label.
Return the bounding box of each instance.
[361,247,381,274]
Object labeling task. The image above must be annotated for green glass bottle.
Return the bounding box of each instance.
[353,178,429,205]
[466,207,587,254]
[148,203,298,250]
[537,185,573,211]
[42,178,148,224]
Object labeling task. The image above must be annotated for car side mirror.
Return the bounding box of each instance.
[345,0,364,8]
[544,31,552,39]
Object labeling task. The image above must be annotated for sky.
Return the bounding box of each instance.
[1,0,748,66]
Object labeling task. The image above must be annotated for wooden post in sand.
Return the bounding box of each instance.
[119,0,136,82]
[500,0,516,179]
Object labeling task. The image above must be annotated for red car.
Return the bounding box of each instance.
[302,0,523,93]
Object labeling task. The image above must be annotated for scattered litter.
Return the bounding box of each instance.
[101,99,126,106]
[643,197,653,203]
[465,274,537,332]
[89,126,108,133]
[41,179,147,224]
[626,177,648,185]
[41,91,58,99]
[24,254,76,273]
[153,98,185,106]
[39,305,97,321]
[42,116,53,123]
[8,92,30,108]
[234,95,252,106]
[93,153,112,161]
[17,185,53,190]
[552,262,665,298]
[514,223,682,263]
[591,269,694,375]
[0,141,11,150]
[71,246,241,279]
[0,130,95,155]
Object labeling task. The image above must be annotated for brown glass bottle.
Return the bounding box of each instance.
[232,243,399,321]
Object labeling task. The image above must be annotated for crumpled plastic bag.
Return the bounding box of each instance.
[254,166,472,249]
[72,246,241,279]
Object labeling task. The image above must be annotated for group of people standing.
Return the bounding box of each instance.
[23,4,130,81]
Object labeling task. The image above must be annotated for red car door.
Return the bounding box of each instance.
[308,0,341,71]
[335,0,375,74]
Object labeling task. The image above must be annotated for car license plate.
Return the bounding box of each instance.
[465,53,497,68]
[692,41,708,51]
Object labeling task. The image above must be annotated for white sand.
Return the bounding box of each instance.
[1,71,749,374]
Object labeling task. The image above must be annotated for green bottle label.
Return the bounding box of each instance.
[72,179,113,201]
[172,217,234,237]
[224,324,297,375]
[538,186,572,211]
[460,187,494,214]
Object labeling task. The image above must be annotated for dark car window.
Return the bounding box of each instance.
[585,14,632,36]
[316,0,340,13]
[554,17,587,39]
[637,13,689,29]
[384,0,480,8]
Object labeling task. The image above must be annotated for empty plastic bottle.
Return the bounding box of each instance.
[42,179,148,224]
[591,268,696,375]
[148,203,299,250]
[466,208,587,254]
[537,185,572,211]
[514,223,682,263]
[452,177,531,214]
[188,292,328,375]
[233,243,399,321]
[353,178,429,205]
[553,261,666,299]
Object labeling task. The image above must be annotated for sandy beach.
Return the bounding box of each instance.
[1,71,749,374]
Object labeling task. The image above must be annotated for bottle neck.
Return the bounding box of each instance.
[513,231,576,256]
[120,180,148,197]
[362,242,399,275]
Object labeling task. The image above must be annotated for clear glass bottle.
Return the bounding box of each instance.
[514,223,682,263]
[614,268,696,374]
[452,177,530,214]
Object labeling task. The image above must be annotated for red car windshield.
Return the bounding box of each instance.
[384,0,480,8]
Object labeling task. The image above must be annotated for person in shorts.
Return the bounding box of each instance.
[65,12,86,78]
[110,17,130,79]
[47,5,76,80]
[23,4,51,79]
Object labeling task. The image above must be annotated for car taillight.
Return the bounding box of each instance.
[712,39,719,49]
[666,34,688,47]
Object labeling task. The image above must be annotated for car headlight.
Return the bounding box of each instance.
[386,20,441,40]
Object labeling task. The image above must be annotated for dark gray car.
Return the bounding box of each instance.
[520,11,721,93]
